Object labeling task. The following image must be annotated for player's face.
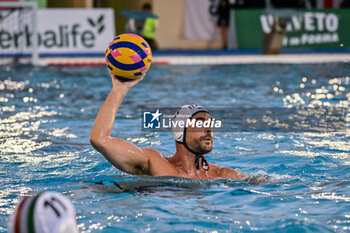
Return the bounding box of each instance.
[185,112,213,154]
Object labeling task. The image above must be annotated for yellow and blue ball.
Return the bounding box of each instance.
[105,33,152,82]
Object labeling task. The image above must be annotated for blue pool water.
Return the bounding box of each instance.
[1,63,350,232]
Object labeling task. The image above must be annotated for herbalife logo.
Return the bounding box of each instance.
[0,13,107,49]
[87,15,105,34]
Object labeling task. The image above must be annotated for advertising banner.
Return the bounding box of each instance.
[0,8,115,55]
[234,9,350,49]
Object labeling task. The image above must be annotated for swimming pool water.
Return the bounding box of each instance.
[1,63,350,232]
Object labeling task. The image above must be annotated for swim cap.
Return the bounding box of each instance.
[8,192,78,233]
[172,104,210,171]
[172,104,210,143]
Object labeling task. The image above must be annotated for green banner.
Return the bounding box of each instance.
[234,9,350,49]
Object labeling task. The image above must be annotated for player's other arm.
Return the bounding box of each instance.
[216,166,245,179]
[90,74,150,175]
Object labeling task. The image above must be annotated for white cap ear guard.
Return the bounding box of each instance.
[8,192,78,233]
[172,104,209,143]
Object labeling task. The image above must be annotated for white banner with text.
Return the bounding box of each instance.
[0,8,115,55]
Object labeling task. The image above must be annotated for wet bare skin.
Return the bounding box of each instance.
[90,72,245,180]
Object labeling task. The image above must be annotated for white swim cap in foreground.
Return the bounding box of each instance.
[8,191,78,233]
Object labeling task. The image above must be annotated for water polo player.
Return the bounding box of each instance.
[90,72,244,180]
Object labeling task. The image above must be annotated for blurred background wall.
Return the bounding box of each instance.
[153,0,221,50]
[22,0,350,50]
[44,0,221,50]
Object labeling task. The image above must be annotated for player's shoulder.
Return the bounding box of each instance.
[209,163,245,179]
[142,148,175,172]
[142,148,167,161]
[208,163,221,172]
[143,148,162,156]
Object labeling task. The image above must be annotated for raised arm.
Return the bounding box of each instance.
[90,72,151,175]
